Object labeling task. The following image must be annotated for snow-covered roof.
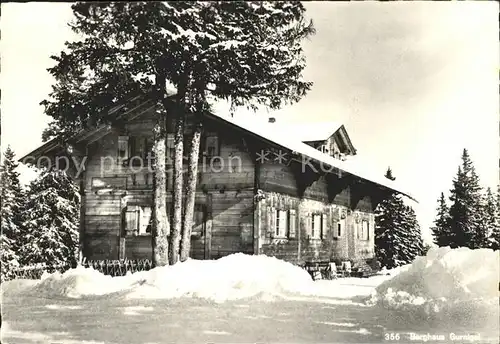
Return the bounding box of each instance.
[275,121,343,142]
[209,111,416,201]
[20,94,415,201]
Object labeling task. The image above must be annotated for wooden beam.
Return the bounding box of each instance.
[326,172,353,203]
[349,179,366,210]
[290,160,322,199]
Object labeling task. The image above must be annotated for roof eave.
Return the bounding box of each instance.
[18,139,63,164]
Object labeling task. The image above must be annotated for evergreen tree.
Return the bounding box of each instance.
[485,186,500,250]
[41,2,314,265]
[448,149,486,248]
[0,146,24,281]
[401,204,424,260]
[375,168,424,269]
[20,169,80,268]
[385,167,396,181]
[431,192,453,246]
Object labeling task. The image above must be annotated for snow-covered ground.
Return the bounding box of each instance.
[2,248,499,343]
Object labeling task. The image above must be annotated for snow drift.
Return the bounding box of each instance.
[367,247,499,327]
[2,254,315,302]
[126,253,314,301]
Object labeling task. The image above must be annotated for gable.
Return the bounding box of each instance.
[329,125,356,156]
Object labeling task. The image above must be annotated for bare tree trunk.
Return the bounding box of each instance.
[180,118,202,262]
[152,115,169,267]
[169,110,184,265]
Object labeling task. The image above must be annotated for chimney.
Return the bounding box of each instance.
[268,117,276,123]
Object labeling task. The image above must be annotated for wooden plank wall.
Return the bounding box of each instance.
[257,192,375,265]
[82,113,256,261]
[81,107,375,263]
[210,190,254,259]
[257,154,376,263]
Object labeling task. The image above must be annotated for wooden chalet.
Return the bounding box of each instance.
[20,94,415,269]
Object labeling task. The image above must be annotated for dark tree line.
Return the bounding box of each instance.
[432,149,499,250]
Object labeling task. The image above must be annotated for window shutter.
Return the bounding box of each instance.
[288,209,296,238]
[139,206,152,235]
[268,206,275,237]
[125,205,139,232]
[145,137,153,159]
[321,214,327,239]
[362,220,369,240]
[118,136,129,160]
[312,214,321,239]
[306,214,312,238]
[278,210,287,237]
[138,137,147,159]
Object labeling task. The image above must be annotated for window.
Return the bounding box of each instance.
[322,214,327,239]
[311,214,322,239]
[275,209,288,238]
[129,137,152,166]
[124,205,152,236]
[337,219,345,237]
[204,133,219,158]
[288,209,296,238]
[361,220,369,240]
[319,144,328,154]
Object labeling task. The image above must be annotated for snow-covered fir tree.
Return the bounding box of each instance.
[375,168,424,269]
[20,168,80,268]
[485,186,500,250]
[0,146,24,281]
[401,204,424,259]
[431,192,453,247]
[447,149,487,249]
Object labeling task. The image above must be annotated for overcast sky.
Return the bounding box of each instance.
[1,2,498,243]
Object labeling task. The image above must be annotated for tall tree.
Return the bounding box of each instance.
[20,169,80,268]
[431,192,453,247]
[484,187,500,250]
[401,204,424,260]
[41,2,314,265]
[447,149,486,248]
[0,146,24,279]
[375,168,424,269]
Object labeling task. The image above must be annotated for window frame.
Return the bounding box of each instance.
[274,209,288,238]
[117,135,129,163]
[203,133,220,159]
[361,219,369,241]
[288,209,297,239]
[311,213,323,240]
[128,136,152,167]
[336,218,345,238]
